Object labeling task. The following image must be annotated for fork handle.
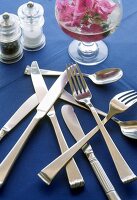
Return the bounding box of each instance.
[88,103,136,183]
[95,108,121,124]
[49,114,84,188]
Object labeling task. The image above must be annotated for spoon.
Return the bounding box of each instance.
[113,119,137,139]
[25,67,123,85]
[97,108,137,139]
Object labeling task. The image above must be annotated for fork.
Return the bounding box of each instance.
[66,64,137,183]
[38,73,137,185]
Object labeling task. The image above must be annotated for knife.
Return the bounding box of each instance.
[0,64,73,187]
[30,61,84,188]
[61,105,121,200]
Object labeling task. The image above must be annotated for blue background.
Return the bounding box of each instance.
[0,0,137,199]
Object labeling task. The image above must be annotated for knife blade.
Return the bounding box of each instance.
[0,64,72,187]
[61,105,121,200]
[30,61,84,188]
[0,89,89,141]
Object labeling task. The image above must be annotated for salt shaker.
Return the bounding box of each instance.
[18,1,46,51]
[0,12,23,64]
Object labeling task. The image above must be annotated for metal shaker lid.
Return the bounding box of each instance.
[0,12,21,42]
[18,1,44,27]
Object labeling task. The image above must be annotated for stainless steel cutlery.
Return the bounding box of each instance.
[38,90,137,185]
[0,60,137,200]
[66,64,137,183]
[62,104,121,200]
[1,88,137,141]
[30,61,84,188]
[0,65,72,187]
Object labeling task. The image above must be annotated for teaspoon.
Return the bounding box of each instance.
[25,67,123,85]
[113,119,137,139]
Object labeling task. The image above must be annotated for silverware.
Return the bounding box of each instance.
[66,64,136,183]
[25,66,123,85]
[38,90,137,185]
[62,104,121,200]
[1,88,137,141]
[30,61,84,188]
[0,65,72,187]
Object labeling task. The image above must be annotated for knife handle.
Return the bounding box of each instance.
[49,114,84,188]
[0,114,40,187]
[83,145,121,200]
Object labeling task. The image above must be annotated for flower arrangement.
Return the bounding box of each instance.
[56,0,117,34]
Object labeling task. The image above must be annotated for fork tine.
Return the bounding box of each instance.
[69,66,80,94]
[115,90,135,99]
[120,91,137,101]
[67,65,75,95]
[75,64,88,92]
[74,66,83,93]
[67,64,80,95]
[124,95,137,105]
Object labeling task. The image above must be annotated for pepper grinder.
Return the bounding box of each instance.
[18,1,46,51]
[0,12,23,64]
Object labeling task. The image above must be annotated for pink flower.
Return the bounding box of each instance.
[93,0,116,20]
[56,0,116,27]
[56,0,75,22]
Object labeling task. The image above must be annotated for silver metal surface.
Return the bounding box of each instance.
[1,89,137,141]
[61,105,121,200]
[31,61,84,188]
[0,64,71,187]
[25,66,123,85]
[38,90,137,185]
[66,64,137,183]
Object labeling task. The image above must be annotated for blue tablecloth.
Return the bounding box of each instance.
[0,0,137,200]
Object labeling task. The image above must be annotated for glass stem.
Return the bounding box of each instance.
[78,41,99,58]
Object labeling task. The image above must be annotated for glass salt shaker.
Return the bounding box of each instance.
[0,12,23,64]
[18,1,46,51]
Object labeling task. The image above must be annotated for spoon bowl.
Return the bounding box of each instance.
[118,120,137,139]
[87,68,123,85]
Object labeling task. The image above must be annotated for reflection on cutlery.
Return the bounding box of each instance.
[25,66,123,85]
[38,90,137,185]
[66,64,136,183]
[1,88,137,141]
[0,66,71,187]
[30,61,84,188]
[62,105,121,200]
